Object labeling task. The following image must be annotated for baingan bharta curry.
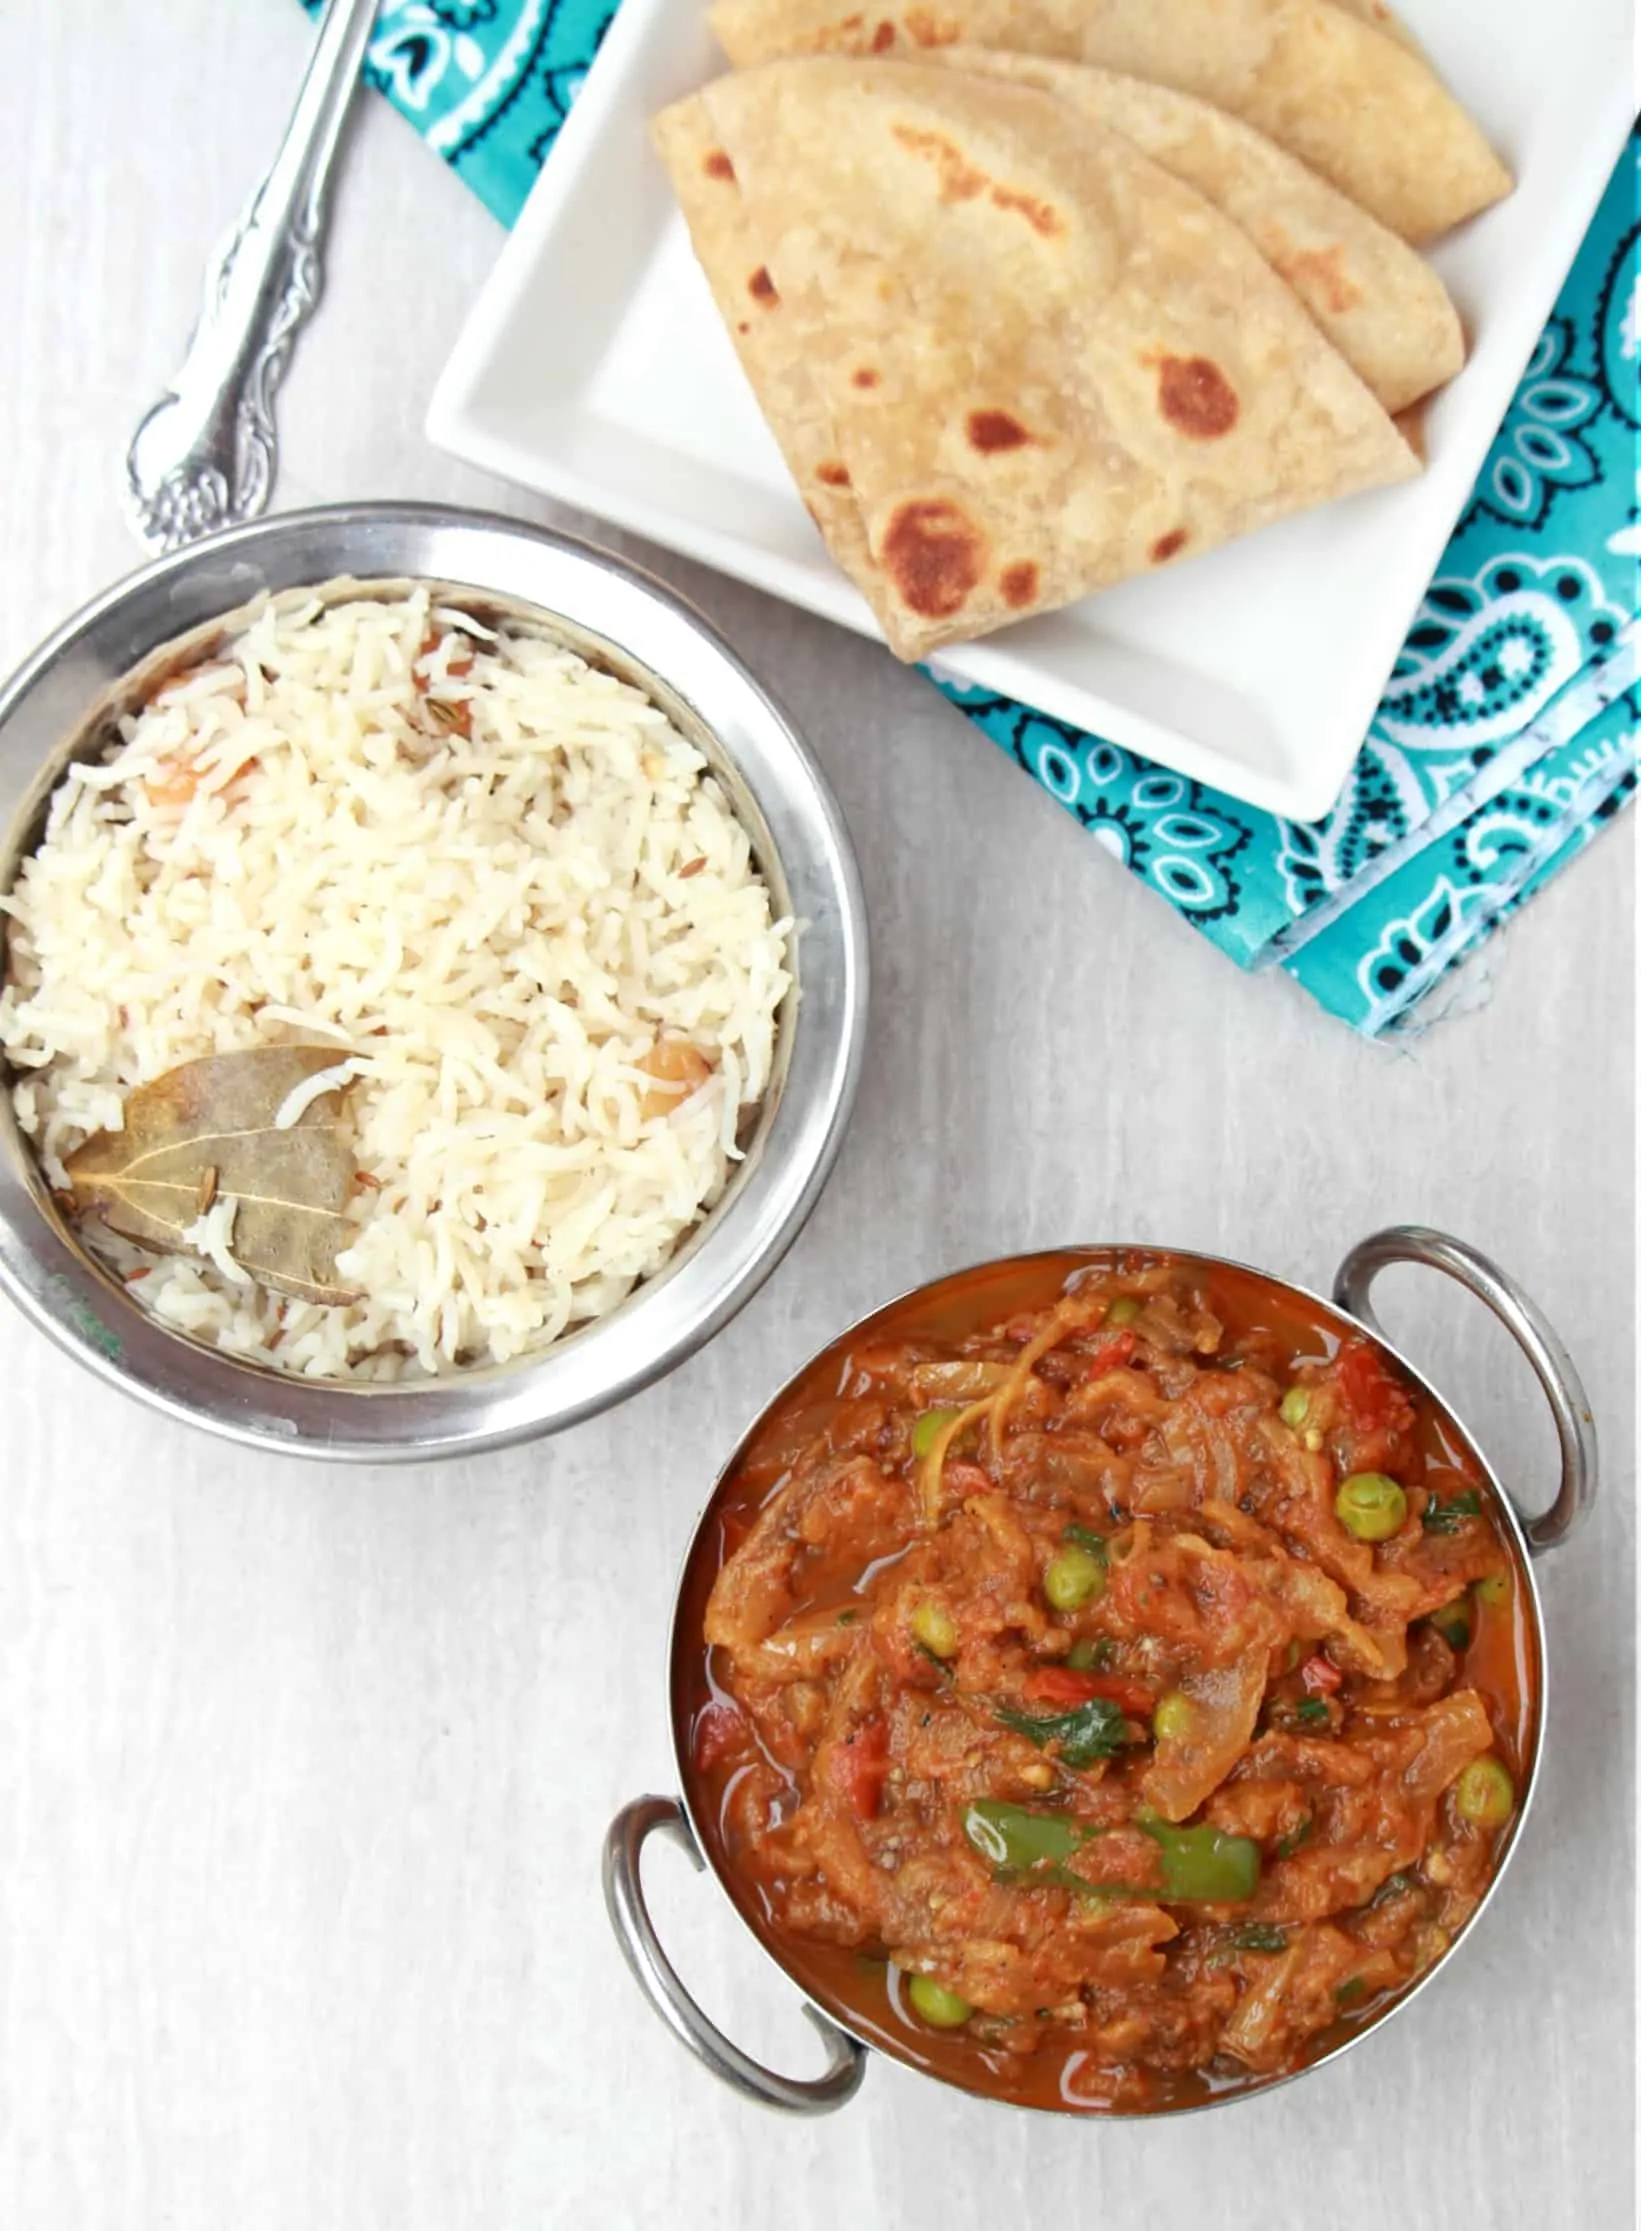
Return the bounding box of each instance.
[680,1254,1533,2111]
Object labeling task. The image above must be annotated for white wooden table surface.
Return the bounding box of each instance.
[2,8,1634,2227]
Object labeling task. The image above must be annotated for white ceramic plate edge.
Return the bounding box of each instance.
[428,6,1634,822]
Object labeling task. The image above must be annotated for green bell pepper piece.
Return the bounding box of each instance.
[965,1801,1261,1903]
[912,1405,965,1459]
[1140,1818,1261,1901]
[963,1799,1092,1873]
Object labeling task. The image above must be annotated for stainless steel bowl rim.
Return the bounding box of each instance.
[0,502,869,1459]
[604,1228,1595,2119]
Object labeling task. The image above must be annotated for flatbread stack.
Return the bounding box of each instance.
[653,1,1510,660]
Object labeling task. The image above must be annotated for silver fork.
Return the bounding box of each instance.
[124,0,380,552]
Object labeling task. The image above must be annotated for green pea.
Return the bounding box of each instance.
[1279,1386,1311,1429]
[1454,1755,1514,1828]
[1044,1543,1106,1611]
[912,1405,964,1459]
[1066,1636,1096,1671]
[1427,1598,1473,1652]
[1476,1572,1511,1608]
[1334,1472,1408,1542]
[907,1973,972,2028]
[1106,1296,1141,1326]
[910,1597,958,1658]
[1153,1690,1195,1743]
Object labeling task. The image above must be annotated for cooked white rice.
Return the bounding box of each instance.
[0,586,793,1379]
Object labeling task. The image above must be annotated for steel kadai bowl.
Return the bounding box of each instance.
[603,1227,1597,2118]
[0,504,868,1460]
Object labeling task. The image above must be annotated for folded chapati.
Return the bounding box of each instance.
[706,0,1511,243]
[651,95,877,582]
[654,60,1417,660]
[914,50,1464,412]
[1328,0,1422,52]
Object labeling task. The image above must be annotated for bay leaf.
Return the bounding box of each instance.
[65,1044,364,1306]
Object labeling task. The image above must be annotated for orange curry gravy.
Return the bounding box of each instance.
[675,1253,1537,2113]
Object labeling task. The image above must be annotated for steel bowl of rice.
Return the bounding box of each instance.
[0,504,867,1458]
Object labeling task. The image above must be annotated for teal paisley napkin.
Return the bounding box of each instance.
[302,3,1638,1033]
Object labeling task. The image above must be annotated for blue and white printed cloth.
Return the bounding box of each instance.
[300,1,1638,1034]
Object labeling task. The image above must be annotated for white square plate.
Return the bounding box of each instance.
[427,0,1632,820]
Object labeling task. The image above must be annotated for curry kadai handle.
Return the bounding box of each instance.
[603,1795,868,2114]
[1331,1224,1597,1556]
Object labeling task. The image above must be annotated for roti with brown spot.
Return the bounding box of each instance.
[654,59,1416,660]
[909,49,1464,412]
[707,0,1511,242]
[650,95,877,582]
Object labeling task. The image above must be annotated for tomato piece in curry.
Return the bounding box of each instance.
[678,1255,1535,2113]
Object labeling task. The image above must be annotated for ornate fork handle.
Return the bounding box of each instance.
[125,0,380,552]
